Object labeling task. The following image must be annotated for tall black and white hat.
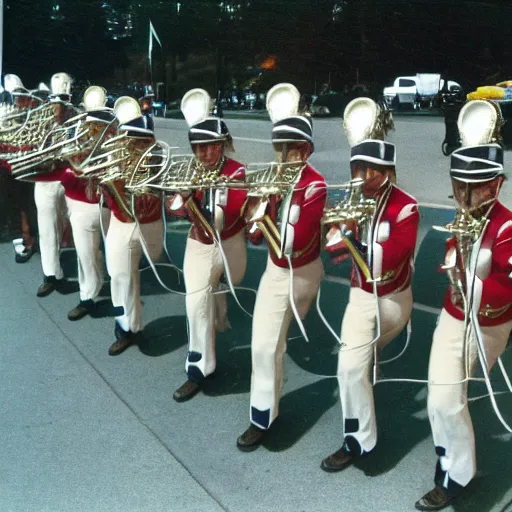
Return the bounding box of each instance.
[181,88,230,144]
[50,72,73,103]
[350,139,396,166]
[4,74,28,95]
[267,83,314,151]
[450,144,504,183]
[450,100,504,182]
[344,97,395,166]
[114,96,153,137]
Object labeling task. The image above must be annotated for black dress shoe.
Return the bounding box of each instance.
[236,424,267,452]
[173,380,201,402]
[68,299,94,321]
[37,276,65,297]
[415,486,456,511]
[321,444,355,472]
[108,326,138,356]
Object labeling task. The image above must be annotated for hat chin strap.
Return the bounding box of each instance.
[456,177,503,217]
[364,175,390,199]
[278,142,309,164]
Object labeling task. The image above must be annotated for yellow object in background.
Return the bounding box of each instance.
[496,80,512,87]
[466,86,505,100]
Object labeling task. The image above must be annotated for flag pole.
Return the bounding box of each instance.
[0,0,4,81]
[148,20,153,90]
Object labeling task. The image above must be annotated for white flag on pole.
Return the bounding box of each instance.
[148,20,162,67]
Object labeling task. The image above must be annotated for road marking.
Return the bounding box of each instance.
[233,136,271,144]
[325,275,441,315]
[418,202,454,210]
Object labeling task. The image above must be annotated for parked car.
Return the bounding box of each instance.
[310,87,370,117]
[383,74,461,110]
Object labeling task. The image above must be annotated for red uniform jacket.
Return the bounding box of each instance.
[349,185,419,297]
[102,181,162,224]
[249,163,327,269]
[169,157,247,244]
[443,200,512,326]
[30,165,101,204]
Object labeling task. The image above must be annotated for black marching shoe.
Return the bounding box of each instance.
[173,380,201,402]
[236,424,267,452]
[37,276,65,297]
[67,299,95,321]
[415,486,456,511]
[108,323,138,356]
[321,443,355,473]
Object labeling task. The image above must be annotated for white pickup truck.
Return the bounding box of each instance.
[383,74,461,108]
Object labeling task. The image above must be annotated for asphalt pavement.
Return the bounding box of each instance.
[1,116,512,512]
[153,116,512,211]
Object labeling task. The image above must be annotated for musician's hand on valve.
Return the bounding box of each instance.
[450,286,464,308]
[165,193,188,218]
[446,267,465,308]
[324,225,351,264]
[340,221,368,257]
[244,197,268,224]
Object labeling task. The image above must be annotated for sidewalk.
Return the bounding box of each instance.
[0,209,511,512]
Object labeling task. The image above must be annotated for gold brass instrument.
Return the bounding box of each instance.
[438,98,503,300]
[130,154,228,194]
[239,161,306,197]
[433,208,487,301]
[321,96,393,281]
[9,109,121,180]
[8,85,112,175]
[322,178,377,281]
[321,178,376,227]
[0,102,59,160]
[9,111,89,178]
[77,134,167,219]
[120,139,172,195]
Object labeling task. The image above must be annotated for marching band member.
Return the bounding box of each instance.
[321,98,419,472]
[0,74,38,263]
[416,101,512,511]
[103,97,164,356]
[13,86,115,320]
[170,89,248,402]
[236,83,326,451]
[34,72,74,297]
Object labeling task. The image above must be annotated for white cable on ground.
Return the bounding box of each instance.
[286,254,310,342]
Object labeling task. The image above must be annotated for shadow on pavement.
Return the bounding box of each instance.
[140,264,185,296]
[89,298,115,319]
[139,315,188,357]
[203,292,256,396]
[262,378,339,452]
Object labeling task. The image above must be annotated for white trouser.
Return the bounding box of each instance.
[427,309,512,489]
[66,198,111,302]
[105,215,163,333]
[337,286,412,454]
[250,256,324,429]
[183,230,247,381]
[34,181,66,279]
